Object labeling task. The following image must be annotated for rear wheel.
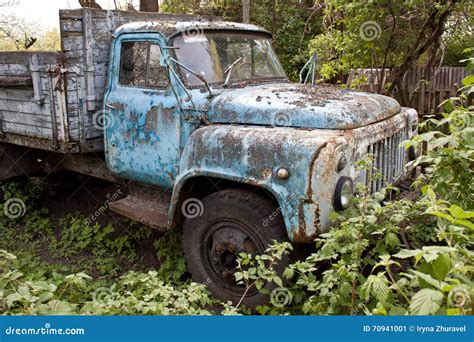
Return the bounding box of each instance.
[182,188,288,308]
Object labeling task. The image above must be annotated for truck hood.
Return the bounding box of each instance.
[207,83,401,129]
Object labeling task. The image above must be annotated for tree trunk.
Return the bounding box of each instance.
[139,0,159,12]
[271,0,276,35]
[78,0,102,9]
[387,0,458,95]
[242,0,250,23]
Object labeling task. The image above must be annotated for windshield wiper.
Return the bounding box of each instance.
[223,57,243,87]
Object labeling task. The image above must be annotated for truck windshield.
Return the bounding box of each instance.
[172,32,286,87]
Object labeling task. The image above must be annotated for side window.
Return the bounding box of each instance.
[119,41,168,89]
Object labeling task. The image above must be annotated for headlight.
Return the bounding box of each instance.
[333,176,354,211]
[336,155,347,172]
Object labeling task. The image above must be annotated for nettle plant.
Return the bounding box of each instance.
[0,244,230,315]
[236,70,473,315]
[0,183,225,315]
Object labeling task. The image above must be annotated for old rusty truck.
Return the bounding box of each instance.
[0,8,419,306]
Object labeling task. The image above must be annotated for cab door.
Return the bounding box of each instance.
[103,33,181,188]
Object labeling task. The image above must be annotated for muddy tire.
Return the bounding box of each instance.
[182,188,289,308]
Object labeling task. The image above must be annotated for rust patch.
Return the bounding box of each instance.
[145,107,158,132]
[274,84,355,108]
[313,203,321,236]
[161,106,175,125]
[306,142,327,198]
[110,102,124,111]
[297,200,306,235]
[262,167,272,179]
[293,199,321,243]
[292,225,318,243]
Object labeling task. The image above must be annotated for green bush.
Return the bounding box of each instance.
[235,69,473,316]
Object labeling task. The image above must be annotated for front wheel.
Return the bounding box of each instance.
[182,189,289,308]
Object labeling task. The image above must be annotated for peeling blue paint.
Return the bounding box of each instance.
[206,83,401,130]
[103,24,418,242]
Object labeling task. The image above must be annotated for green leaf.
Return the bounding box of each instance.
[385,232,400,248]
[433,254,451,281]
[273,276,283,287]
[449,205,474,219]
[389,306,407,315]
[411,270,446,290]
[234,273,243,282]
[393,249,422,261]
[447,308,461,316]
[282,268,294,280]
[426,187,437,202]
[362,274,390,303]
[409,289,444,315]
[462,74,474,86]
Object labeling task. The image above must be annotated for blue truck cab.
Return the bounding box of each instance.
[101,19,418,306]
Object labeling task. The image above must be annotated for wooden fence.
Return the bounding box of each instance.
[346,67,470,117]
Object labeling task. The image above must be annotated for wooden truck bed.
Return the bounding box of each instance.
[0,8,197,154]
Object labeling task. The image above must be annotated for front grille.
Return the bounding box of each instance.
[366,127,408,193]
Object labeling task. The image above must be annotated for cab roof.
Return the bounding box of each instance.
[115,20,271,40]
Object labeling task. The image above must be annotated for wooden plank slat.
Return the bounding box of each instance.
[346,66,471,117]
[2,110,52,126]
[2,120,52,138]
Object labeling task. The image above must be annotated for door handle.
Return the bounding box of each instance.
[105,102,118,110]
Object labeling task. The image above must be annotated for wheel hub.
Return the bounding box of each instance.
[204,220,263,296]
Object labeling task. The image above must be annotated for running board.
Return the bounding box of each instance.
[109,184,171,231]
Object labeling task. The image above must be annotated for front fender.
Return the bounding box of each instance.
[169,125,337,241]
